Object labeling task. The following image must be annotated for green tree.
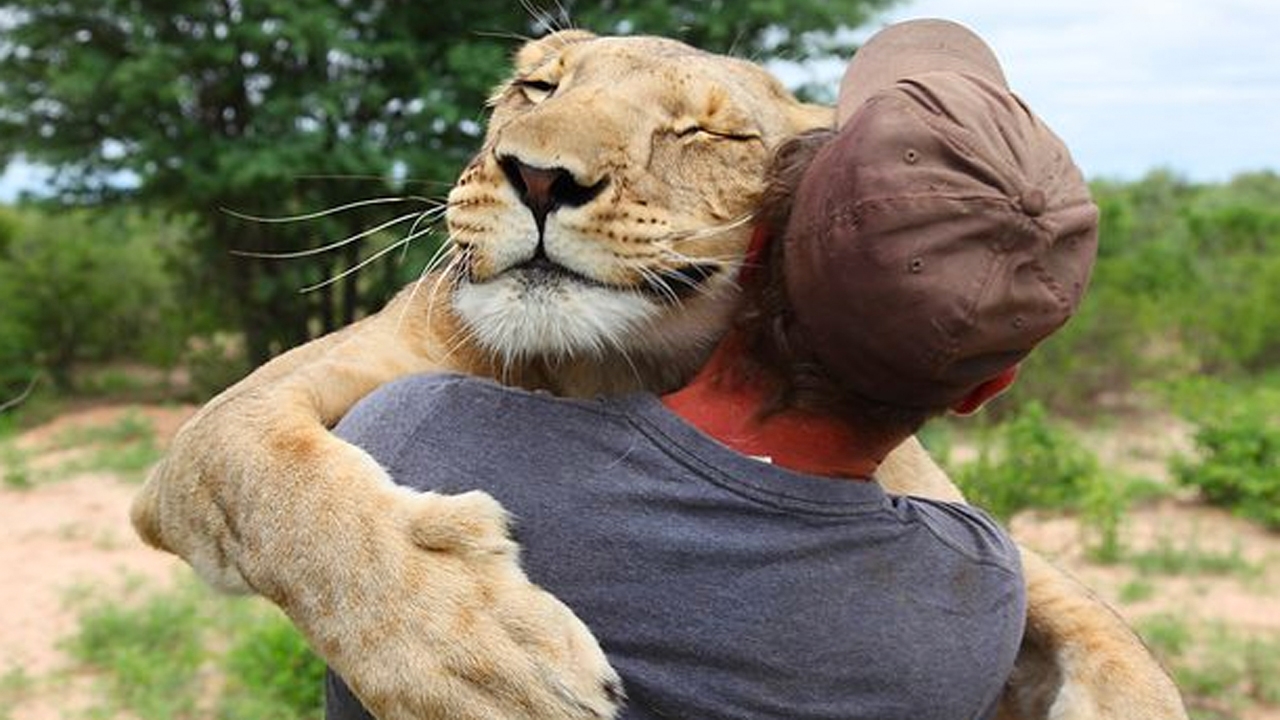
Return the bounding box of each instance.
[0,0,896,363]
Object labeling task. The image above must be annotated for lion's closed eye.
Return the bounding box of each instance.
[515,78,558,104]
[671,120,760,142]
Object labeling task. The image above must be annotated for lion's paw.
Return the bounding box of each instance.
[339,490,625,720]
[407,489,516,555]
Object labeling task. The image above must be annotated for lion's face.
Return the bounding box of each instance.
[445,31,830,386]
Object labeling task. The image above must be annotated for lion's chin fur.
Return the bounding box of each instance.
[451,273,739,396]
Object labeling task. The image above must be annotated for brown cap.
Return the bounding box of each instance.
[784,19,1099,409]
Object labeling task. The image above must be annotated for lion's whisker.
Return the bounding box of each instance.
[548,0,575,31]
[399,207,447,263]
[437,316,483,375]
[634,265,683,308]
[232,210,433,260]
[299,241,409,293]
[397,247,469,340]
[472,29,536,45]
[659,249,741,271]
[519,0,560,35]
[661,213,757,244]
[299,221,436,294]
[222,195,440,225]
[417,247,464,332]
[602,331,645,389]
[393,233,458,333]
[418,229,458,277]
[427,247,469,321]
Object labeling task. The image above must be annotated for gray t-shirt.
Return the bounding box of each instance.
[326,374,1024,720]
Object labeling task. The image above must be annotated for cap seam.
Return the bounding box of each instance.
[900,79,1024,199]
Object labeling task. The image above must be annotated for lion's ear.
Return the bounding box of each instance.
[514,29,597,74]
[788,102,835,133]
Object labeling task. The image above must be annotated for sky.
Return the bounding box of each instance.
[840,0,1280,182]
[2,0,1277,199]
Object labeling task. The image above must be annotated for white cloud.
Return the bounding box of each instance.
[864,0,1280,180]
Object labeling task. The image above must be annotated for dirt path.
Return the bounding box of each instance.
[2,405,193,720]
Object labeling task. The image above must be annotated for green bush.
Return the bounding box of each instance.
[220,607,326,720]
[955,402,1102,521]
[0,210,37,399]
[182,332,252,401]
[1178,202,1280,374]
[64,579,205,719]
[1136,616,1280,714]
[1172,385,1280,529]
[950,402,1128,559]
[0,207,203,394]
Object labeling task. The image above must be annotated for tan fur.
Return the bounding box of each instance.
[132,31,1186,720]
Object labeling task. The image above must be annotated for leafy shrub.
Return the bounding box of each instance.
[64,579,205,719]
[951,402,1127,559]
[0,443,34,490]
[1178,204,1280,374]
[220,607,326,720]
[0,209,37,399]
[1006,171,1280,417]
[1172,386,1280,529]
[0,208,202,393]
[1136,616,1280,713]
[181,332,252,401]
[955,402,1101,520]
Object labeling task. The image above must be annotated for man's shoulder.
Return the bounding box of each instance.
[333,373,506,450]
[335,372,634,461]
[892,497,1022,577]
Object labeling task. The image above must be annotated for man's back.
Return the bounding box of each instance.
[326,374,1024,720]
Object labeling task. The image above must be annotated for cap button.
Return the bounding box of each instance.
[1021,189,1047,217]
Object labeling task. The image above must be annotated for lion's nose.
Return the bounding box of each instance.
[499,156,606,232]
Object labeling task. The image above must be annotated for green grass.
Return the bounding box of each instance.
[1127,536,1260,579]
[1,442,35,489]
[1118,577,1156,604]
[1136,614,1280,717]
[0,665,34,720]
[63,578,206,719]
[50,408,156,449]
[220,607,327,720]
[1166,376,1280,531]
[63,574,325,720]
[1136,613,1193,658]
[4,408,163,486]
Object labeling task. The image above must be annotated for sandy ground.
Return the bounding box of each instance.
[2,406,192,720]
[1,403,1277,719]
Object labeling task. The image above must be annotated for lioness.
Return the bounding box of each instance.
[132,30,1186,720]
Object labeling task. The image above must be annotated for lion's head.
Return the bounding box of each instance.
[443,30,831,393]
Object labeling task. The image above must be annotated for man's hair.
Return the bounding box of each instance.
[734,129,939,444]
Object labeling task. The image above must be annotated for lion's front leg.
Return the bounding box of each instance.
[130,290,438,590]
[998,547,1187,720]
[129,288,624,718]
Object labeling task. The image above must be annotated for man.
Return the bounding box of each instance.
[327,19,1097,720]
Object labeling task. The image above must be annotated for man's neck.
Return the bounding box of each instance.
[660,335,883,480]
